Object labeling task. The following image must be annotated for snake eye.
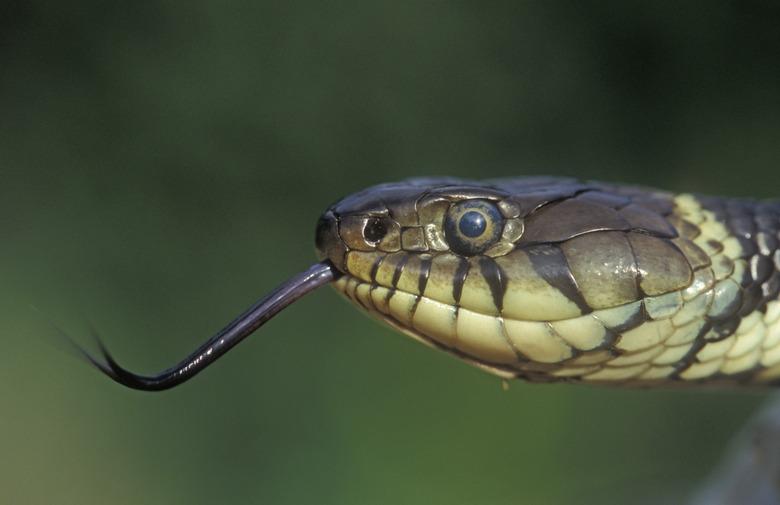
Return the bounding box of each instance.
[444,200,503,256]
[363,217,388,244]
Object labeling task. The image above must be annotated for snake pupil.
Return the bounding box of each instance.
[364,218,388,243]
[459,211,487,237]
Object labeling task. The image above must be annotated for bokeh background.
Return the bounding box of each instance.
[1,2,779,504]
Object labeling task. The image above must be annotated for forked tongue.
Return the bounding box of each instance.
[73,261,336,391]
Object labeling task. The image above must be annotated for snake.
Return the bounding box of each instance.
[76,177,780,390]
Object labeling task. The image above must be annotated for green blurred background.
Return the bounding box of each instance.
[1,2,779,504]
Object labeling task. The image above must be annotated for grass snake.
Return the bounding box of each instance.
[74,177,780,390]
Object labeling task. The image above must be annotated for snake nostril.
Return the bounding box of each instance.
[364,217,388,243]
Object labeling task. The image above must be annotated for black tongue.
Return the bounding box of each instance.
[76,261,336,392]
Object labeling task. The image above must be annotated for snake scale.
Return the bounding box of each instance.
[80,177,780,390]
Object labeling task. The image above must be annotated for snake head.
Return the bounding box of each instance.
[74,175,778,390]
[313,177,739,384]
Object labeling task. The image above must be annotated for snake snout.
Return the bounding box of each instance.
[315,210,348,271]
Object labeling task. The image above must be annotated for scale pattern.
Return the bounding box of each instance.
[316,177,780,386]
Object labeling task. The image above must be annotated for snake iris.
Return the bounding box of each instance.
[81,177,780,390]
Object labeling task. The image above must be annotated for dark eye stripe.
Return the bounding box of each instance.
[451,256,470,304]
[526,244,591,315]
[478,257,507,312]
